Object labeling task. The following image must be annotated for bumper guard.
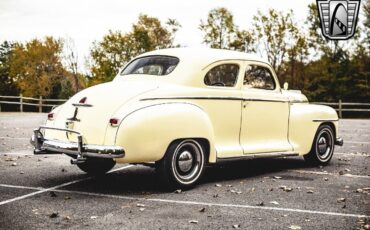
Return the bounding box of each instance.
[30,126,125,163]
[335,137,344,146]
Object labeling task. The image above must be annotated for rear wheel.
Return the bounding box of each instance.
[76,158,116,175]
[156,139,206,189]
[304,125,335,166]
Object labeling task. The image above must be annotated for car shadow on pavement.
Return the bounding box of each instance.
[61,156,317,194]
[203,157,315,184]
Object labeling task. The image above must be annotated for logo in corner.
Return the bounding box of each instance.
[317,0,360,40]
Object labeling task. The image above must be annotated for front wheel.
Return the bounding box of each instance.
[76,158,116,175]
[156,139,206,189]
[304,125,335,166]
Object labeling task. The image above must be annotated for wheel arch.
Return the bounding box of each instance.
[162,137,211,164]
[113,102,216,164]
[320,122,336,139]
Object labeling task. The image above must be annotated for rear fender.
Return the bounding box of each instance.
[111,102,216,164]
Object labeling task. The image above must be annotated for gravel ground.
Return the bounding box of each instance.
[0,113,369,230]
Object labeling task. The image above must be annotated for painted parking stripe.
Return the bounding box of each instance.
[289,169,370,179]
[335,152,370,157]
[344,141,370,144]
[0,184,44,190]
[0,184,367,219]
[0,165,133,206]
[0,136,29,140]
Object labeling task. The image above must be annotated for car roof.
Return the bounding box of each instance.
[137,47,268,67]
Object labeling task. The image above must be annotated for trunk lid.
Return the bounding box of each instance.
[51,80,158,144]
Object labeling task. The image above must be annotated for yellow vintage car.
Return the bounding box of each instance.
[31,48,343,188]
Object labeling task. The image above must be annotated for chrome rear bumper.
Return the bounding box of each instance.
[30,126,125,162]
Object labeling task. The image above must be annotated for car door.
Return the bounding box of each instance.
[240,62,293,154]
[196,61,244,158]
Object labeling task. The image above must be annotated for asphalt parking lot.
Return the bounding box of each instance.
[0,113,369,230]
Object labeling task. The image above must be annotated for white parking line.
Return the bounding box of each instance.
[0,184,44,190]
[344,141,370,145]
[289,169,370,179]
[335,152,370,157]
[0,183,368,218]
[0,136,29,140]
[0,165,133,206]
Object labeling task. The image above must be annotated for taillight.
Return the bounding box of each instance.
[79,97,87,103]
[109,118,119,126]
[47,113,54,120]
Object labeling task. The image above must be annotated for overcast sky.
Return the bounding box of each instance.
[0,0,314,70]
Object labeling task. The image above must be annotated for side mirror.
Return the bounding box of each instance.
[283,82,289,90]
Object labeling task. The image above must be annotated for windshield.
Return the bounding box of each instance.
[121,55,179,76]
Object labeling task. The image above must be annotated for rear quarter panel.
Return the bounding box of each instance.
[109,102,216,164]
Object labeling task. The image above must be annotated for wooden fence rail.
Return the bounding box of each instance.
[312,100,370,118]
[0,94,67,112]
[0,95,369,118]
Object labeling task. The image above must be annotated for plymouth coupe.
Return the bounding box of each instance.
[31,48,343,188]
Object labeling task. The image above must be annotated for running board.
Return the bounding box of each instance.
[216,152,299,163]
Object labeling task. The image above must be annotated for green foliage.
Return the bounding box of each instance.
[199,7,255,52]
[0,41,19,95]
[0,9,368,103]
[199,6,369,103]
[253,9,303,78]
[9,37,66,98]
[89,15,180,85]
[364,0,370,49]
[299,3,370,102]
[199,7,236,49]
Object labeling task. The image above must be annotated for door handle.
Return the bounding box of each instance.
[243,101,248,108]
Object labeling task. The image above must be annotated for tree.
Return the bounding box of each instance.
[283,34,309,89]
[9,37,66,98]
[364,0,370,50]
[89,15,180,85]
[252,9,301,78]
[306,3,347,59]
[0,41,18,96]
[229,30,255,53]
[199,7,236,49]
[62,37,86,93]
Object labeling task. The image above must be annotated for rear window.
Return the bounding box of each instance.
[121,56,179,76]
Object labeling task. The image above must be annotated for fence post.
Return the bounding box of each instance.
[20,94,23,112]
[39,96,42,113]
[338,99,342,119]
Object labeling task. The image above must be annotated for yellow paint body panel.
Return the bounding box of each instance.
[43,48,339,164]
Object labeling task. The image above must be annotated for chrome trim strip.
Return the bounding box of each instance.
[141,97,288,103]
[312,119,339,122]
[42,140,125,157]
[72,103,93,107]
[39,125,80,135]
[216,152,299,163]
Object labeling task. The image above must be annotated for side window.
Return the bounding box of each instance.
[244,65,276,90]
[204,64,239,87]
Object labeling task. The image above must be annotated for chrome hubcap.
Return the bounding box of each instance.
[178,150,193,173]
[172,140,204,185]
[316,129,333,160]
[318,136,328,154]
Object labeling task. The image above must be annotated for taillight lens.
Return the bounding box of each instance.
[79,97,87,103]
[47,113,54,120]
[109,118,119,126]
